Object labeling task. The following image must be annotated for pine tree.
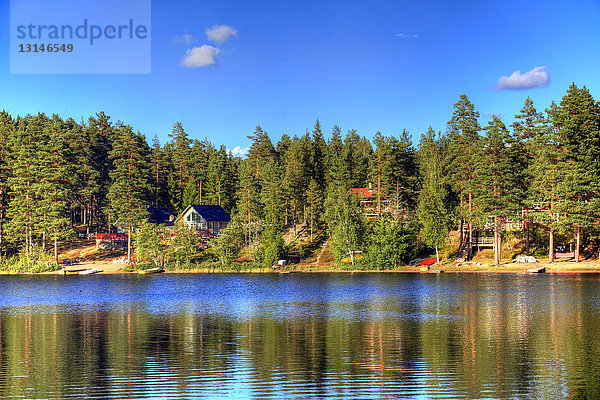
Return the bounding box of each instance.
[7,114,46,254]
[343,130,373,188]
[82,112,113,230]
[37,115,71,263]
[247,126,276,179]
[527,104,563,262]
[236,161,262,247]
[512,98,548,256]
[0,111,14,257]
[547,84,600,261]
[473,116,521,266]
[325,125,347,193]
[166,122,192,211]
[283,136,310,229]
[446,95,481,258]
[306,178,323,242]
[208,145,237,211]
[107,125,151,263]
[150,136,169,208]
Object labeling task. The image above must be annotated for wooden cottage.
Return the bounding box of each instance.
[180,205,231,236]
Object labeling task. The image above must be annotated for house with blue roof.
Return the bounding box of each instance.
[180,204,231,235]
[147,207,175,228]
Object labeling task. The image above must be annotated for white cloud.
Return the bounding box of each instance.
[205,25,238,44]
[173,34,194,44]
[228,146,249,158]
[181,45,220,68]
[497,66,550,90]
[395,33,418,39]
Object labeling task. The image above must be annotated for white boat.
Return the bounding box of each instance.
[79,268,101,275]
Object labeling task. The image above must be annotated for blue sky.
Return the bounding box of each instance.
[1,0,599,156]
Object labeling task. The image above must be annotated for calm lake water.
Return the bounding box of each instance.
[0,273,599,399]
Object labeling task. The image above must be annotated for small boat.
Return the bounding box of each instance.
[138,267,164,275]
[63,268,87,275]
[429,269,444,274]
[527,266,546,273]
[79,268,101,275]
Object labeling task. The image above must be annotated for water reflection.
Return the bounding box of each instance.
[0,273,600,398]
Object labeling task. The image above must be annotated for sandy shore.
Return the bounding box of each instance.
[34,259,600,275]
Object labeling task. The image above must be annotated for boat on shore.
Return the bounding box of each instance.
[138,267,164,275]
[79,268,101,275]
[62,268,86,275]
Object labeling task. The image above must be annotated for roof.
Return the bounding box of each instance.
[184,205,231,222]
[350,188,373,198]
[349,187,386,200]
[148,207,174,225]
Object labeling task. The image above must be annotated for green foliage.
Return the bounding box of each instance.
[367,216,417,269]
[417,127,451,255]
[258,226,286,268]
[325,187,367,265]
[107,125,151,228]
[0,246,58,273]
[212,216,245,266]
[445,95,481,230]
[134,222,169,267]
[168,222,200,269]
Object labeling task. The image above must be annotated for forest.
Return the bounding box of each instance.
[0,83,599,271]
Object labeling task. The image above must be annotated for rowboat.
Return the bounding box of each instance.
[138,267,164,275]
[79,268,101,275]
[63,268,86,275]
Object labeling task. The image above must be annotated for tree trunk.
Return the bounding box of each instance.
[575,224,580,263]
[494,215,500,266]
[468,192,472,259]
[435,246,439,265]
[127,225,132,264]
[54,238,59,264]
[525,221,530,257]
[458,218,464,252]
[549,228,554,263]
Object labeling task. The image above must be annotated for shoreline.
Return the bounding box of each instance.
[2,259,597,275]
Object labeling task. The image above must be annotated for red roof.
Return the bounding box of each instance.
[350,188,374,197]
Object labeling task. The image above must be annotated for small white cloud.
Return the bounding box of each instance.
[497,66,550,90]
[206,25,238,44]
[228,146,249,157]
[181,45,220,68]
[173,34,194,44]
[395,33,418,39]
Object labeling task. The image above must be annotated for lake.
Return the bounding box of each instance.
[0,273,599,399]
